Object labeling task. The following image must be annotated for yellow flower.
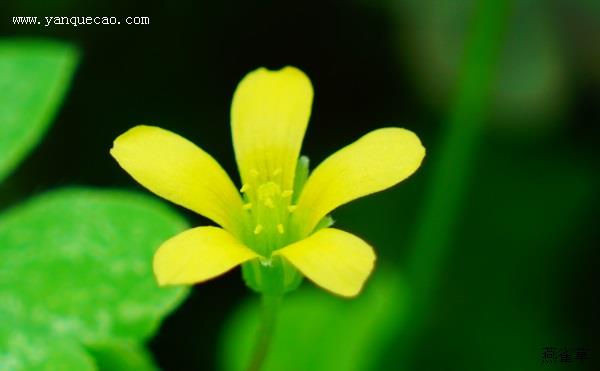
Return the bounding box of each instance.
[110,67,425,297]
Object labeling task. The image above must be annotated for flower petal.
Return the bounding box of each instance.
[110,125,244,235]
[293,128,425,237]
[231,66,313,192]
[274,228,376,297]
[153,226,259,286]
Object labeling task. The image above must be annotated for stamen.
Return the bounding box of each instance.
[277,224,285,234]
[272,168,282,177]
[253,224,263,235]
[288,205,297,212]
[281,190,293,198]
[250,169,259,177]
[240,184,250,193]
[242,203,252,210]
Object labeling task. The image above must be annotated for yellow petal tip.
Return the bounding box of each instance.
[152,226,258,287]
[275,228,376,298]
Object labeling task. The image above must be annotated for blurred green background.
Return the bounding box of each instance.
[0,0,598,370]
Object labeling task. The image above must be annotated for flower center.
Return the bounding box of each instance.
[240,169,296,256]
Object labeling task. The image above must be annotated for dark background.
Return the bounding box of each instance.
[1,0,598,370]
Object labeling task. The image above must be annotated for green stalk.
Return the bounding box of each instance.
[394,0,511,364]
[408,0,511,298]
[247,295,281,371]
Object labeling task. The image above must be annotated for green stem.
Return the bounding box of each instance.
[247,295,281,371]
[392,0,511,365]
[408,0,511,300]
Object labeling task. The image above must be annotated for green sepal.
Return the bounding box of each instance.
[292,155,310,203]
[242,256,303,296]
[314,214,335,231]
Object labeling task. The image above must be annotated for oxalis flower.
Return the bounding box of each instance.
[110,67,425,297]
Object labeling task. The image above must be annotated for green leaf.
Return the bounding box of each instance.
[0,188,190,368]
[0,310,97,370]
[220,268,405,371]
[86,339,158,371]
[0,39,79,184]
